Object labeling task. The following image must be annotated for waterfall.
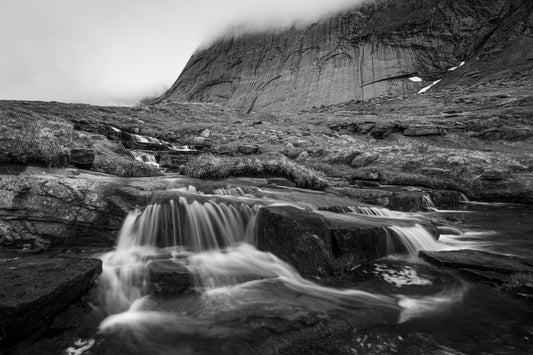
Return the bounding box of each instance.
[116,197,258,252]
[422,194,436,209]
[349,206,400,217]
[131,151,159,166]
[388,225,442,256]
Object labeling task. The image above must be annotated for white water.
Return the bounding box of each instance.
[96,190,469,350]
[131,151,159,166]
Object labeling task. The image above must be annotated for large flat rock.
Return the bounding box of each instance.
[419,249,533,274]
[0,255,102,345]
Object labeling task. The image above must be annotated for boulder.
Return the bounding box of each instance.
[0,256,102,345]
[256,206,332,276]
[238,145,260,155]
[325,214,403,265]
[350,152,380,168]
[191,136,212,149]
[69,148,95,169]
[147,259,192,294]
[296,151,310,161]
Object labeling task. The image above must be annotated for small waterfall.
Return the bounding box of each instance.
[349,206,400,217]
[422,194,436,209]
[388,225,442,256]
[131,151,159,166]
[117,197,258,251]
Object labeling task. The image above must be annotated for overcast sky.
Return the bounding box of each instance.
[0,0,362,106]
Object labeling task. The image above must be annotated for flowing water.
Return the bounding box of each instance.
[73,186,533,355]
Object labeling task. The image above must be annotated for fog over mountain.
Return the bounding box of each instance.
[0,0,364,105]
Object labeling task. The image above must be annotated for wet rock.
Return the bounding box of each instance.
[0,256,102,345]
[350,152,380,168]
[147,259,192,294]
[69,148,95,169]
[419,250,533,274]
[256,206,332,276]
[325,214,402,266]
[238,145,260,155]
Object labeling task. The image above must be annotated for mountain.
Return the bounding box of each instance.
[156,0,533,112]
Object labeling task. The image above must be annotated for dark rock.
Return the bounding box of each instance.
[403,125,446,136]
[159,150,200,169]
[325,214,402,265]
[256,206,332,276]
[238,145,260,155]
[473,126,533,141]
[369,124,401,139]
[419,250,533,274]
[350,152,379,168]
[147,259,192,294]
[191,136,212,149]
[0,256,102,345]
[69,148,95,169]
[479,169,507,181]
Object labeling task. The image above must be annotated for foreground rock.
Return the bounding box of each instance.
[0,255,102,345]
[256,206,333,276]
[147,259,192,294]
[0,169,203,250]
[256,205,439,275]
[419,250,533,274]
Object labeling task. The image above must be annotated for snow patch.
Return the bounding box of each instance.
[448,61,465,72]
[66,339,95,355]
[409,76,423,82]
[418,79,442,94]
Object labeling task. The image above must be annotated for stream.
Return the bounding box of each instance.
[69,186,533,355]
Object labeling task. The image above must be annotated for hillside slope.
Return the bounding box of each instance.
[156,0,533,112]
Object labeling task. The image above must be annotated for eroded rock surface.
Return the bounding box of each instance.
[0,255,102,345]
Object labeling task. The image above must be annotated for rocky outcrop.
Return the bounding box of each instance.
[419,250,533,274]
[157,0,533,112]
[256,206,333,276]
[0,255,102,345]
[147,259,193,294]
[0,170,200,249]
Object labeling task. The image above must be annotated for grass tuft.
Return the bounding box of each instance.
[181,153,329,190]
[0,116,72,167]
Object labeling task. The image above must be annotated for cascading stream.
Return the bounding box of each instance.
[96,187,469,352]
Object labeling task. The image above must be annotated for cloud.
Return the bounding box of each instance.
[0,0,367,105]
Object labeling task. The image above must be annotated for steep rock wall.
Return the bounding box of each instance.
[158,0,532,112]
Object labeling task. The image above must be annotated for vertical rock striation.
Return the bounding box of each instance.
[157,0,533,112]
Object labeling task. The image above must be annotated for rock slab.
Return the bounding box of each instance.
[0,255,102,345]
[419,249,533,274]
[147,259,192,294]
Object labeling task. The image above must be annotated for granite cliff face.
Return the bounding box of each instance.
[157,0,533,112]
